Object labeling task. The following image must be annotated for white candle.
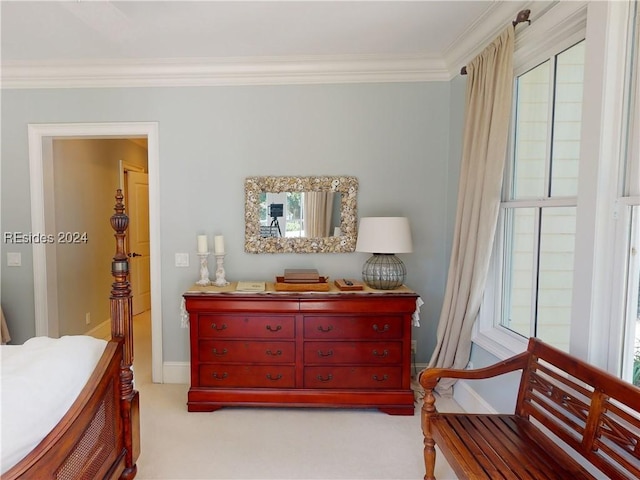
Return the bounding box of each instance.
[214,235,225,255]
[197,235,208,253]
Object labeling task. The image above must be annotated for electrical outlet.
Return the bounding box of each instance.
[85,312,91,325]
[411,340,417,354]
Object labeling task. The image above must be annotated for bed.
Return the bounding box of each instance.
[1,190,140,480]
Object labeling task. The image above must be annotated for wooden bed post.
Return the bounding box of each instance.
[110,189,140,479]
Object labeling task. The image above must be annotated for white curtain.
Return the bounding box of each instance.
[304,192,334,238]
[426,26,515,394]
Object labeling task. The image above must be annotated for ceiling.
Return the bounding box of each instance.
[0,1,533,87]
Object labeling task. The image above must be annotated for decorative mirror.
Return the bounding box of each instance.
[244,176,358,253]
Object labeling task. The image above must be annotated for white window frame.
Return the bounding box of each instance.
[609,2,640,379]
[614,204,640,382]
[474,1,636,369]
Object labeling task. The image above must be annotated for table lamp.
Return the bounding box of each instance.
[355,217,413,289]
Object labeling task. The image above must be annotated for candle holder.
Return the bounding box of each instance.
[213,254,229,287]
[196,252,212,286]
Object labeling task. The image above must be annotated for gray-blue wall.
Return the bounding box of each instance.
[1,81,465,365]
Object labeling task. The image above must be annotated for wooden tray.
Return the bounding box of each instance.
[275,276,330,291]
[334,279,364,291]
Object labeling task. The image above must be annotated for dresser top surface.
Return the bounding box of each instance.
[183,282,417,299]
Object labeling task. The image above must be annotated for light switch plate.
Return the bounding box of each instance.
[7,252,21,266]
[175,253,189,267]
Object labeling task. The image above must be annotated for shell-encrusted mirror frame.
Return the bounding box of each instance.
[245,176,358,253]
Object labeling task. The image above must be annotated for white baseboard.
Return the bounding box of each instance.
[412,362,428,377]
[162,361,190,384]
[452,380,498,414]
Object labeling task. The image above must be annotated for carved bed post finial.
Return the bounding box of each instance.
[111,189,129,262]
[110,189,131,347]
[109,189,139,479]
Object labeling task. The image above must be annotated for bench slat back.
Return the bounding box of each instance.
[516,338,640,479]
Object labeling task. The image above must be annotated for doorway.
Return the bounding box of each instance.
[28,122,163,383]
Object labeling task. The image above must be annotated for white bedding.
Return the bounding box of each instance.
[0,335,107,474]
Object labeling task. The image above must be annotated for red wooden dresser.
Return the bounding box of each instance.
[184,289,418,415]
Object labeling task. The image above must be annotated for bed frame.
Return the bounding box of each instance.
[3,190,140,480]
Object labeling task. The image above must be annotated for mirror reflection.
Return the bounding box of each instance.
[259,192,342,238]
[245,176,358,254]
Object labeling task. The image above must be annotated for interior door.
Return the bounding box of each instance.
[126,171,151,315]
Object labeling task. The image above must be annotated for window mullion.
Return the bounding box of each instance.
[545,56,557,198]
[531,207,543,337]
[501,208,514,330]
[501,197,576,209]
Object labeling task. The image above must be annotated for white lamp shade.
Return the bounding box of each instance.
[355,217,413,254]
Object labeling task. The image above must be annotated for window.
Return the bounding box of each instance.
[624,208,640,386]
[259,192,305,238]
[620,5,640,385]
[475,1,639,384]
[499,41,585,352]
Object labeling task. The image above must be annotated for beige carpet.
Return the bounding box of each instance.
[132,312,459,480]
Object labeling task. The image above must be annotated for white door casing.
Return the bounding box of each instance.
[28,122,163,383]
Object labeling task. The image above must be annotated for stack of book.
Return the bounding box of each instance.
[276,269,329,291]
[283,269,320,283]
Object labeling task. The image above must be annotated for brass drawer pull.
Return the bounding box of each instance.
[372,324,390,333]
[372,374,389,382]
[316,374,333,382]
[373,349,389,358]
[317,325,334,333]
[211,372,228,380]
[266,373,283,381]
[210,323,227,331]
[317,350,334,357]
[266,349,283,356]
[211,348,228,356]
[266,325,282,332]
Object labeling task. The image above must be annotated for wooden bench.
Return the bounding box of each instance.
[419,338,640,479]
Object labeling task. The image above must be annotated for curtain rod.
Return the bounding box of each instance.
[460,9,531,75]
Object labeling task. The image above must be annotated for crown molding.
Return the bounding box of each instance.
[1,2,586,88]
[1,54,451,89]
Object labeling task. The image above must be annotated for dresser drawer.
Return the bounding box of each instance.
[303,316,403,339]
[304,366,403,389]
[199,340,295,363]
[198,315,295,339]
[199,365,295,388]
[304,341,402,365]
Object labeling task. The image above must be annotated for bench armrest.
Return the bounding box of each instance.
[419,350,530,390]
